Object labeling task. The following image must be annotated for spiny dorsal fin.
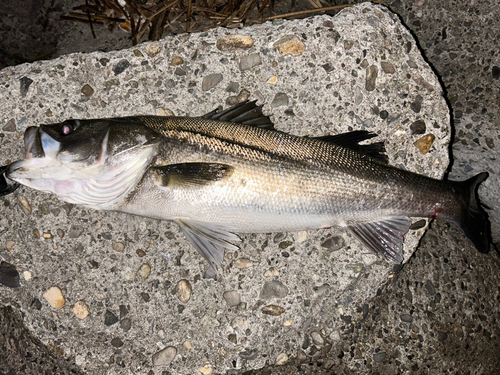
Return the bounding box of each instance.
[152,163,234,189]
[201,100,275,129]
[315,131,388,163]
[346,216,412,263]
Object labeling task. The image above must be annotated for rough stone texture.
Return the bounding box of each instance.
[0,0,498,374]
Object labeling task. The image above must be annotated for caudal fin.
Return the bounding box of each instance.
[453,172,490,253]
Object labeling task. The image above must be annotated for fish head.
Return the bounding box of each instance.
[7,118,160,208]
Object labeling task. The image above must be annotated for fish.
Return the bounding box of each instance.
[4,101,490,273]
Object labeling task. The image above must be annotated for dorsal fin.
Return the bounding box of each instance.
[315,131,388,163]
[201,100,275,129]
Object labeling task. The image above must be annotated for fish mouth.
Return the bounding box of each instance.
[24,126,44,159]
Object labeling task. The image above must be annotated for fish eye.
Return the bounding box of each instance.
[61,120,80,135]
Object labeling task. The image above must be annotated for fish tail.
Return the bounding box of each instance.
[451,172,490,253]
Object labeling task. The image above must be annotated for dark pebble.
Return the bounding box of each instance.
[410,95,423,113]
[111,338,124,348]
[120,318,132,332]
[136,249,146,257]
[321,236,345,251]
[341,315,352,324]
[273,233,286,243]
[81,84,94,97]
[492,66,499,80]
[322,63,334,73]
[174,67,187,76]
[400,314,413,323]
[228,333,237,344]
[409,219,426,230]
[104,310,119,326]
[2,119,16,132]
[437,331,448,341]
[410,119,426,134]
[373,352,386,363]
[279,241,292,249]
[302,334,310,349]
[379,110,388,119]
[271,92,289,108]
[119,305,129,318]
[141,292,150,302]
[19,77,33,98]
[113,59,131,75]
[31,298,42,310]
[425,280,436,295]
[0,261,20,288]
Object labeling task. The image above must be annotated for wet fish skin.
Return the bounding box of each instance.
[5,101,490,272]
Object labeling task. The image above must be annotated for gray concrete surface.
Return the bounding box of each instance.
[0,0,499,374]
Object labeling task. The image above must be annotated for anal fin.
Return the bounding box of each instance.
[175,219,240,273]
[346,216,412,263]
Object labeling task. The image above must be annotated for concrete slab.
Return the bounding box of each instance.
[0,3,455,374]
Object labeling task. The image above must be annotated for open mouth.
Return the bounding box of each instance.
[24,126,43,159]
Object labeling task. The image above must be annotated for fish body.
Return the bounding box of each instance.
[5,101,490,272]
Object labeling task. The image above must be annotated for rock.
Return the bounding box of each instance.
[267,75,278,84]
[17,196,31,215]
[297,231,307,243]
[235,258,253,268]
[216,35,254,51]
[138,263,151,280]
[311,331,324,346]
[120,318,132,332]
[239,53,261,71]
[144,42,161,57]
[223,291,241,307]
[68,225,84,238]
[425,280,436,295]
[264,267,279,277]
[200,364,213,374]
[410,94,423,113]
[0,261,20,288]
[184,341,192,350]
[111,338,124,348]
[261,305,285,316]
[410,119,426,134]
[112,241,125,252]
[113,59,130,75]
[400,314,413,323]
[381,61,395,74]
[176,279,192,303]
[5,241,15,251]
[104,310,119,326]
[365,65,378,91]
[2,119,15,131]
[373,352,386,363]
[43,286,65,308]
[283,318,294,326]
[152,346,177,366]
[23,271,32,281]
[414,134,435,154]
[170,56,184,66]
[259,280,289,300]
[72,301,90,320]
[20,77,33,98]
[81,84,94,97]
[275,353,289,365]
[271,92,289,108]
[202,73,223,91]
[321,236,345,251]
[274,35,305,56]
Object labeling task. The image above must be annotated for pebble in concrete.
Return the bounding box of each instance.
[152,346,177,366]
[43,286,65,309]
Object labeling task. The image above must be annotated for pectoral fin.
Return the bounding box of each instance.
[175,218,240,273]
[346,216,412,263]
[153,163,233,189]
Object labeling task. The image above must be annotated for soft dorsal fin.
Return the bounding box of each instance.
[201,100,275,129]
[315,131,388,163]
[346,216,412,263]
[152,163,234,189]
